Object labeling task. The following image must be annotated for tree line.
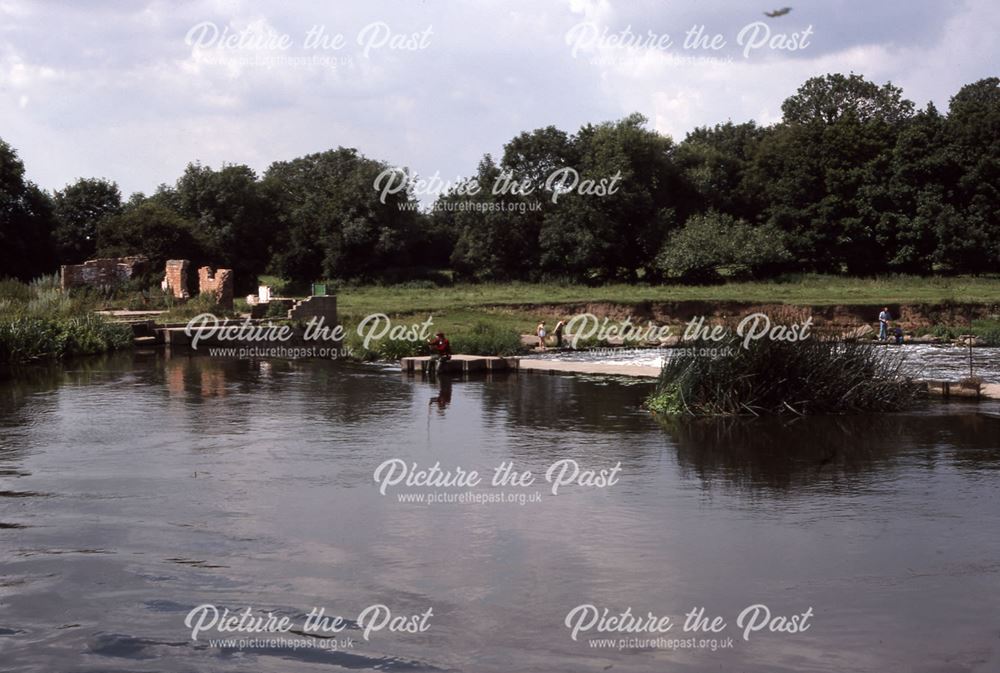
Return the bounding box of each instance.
[1,73,997,290]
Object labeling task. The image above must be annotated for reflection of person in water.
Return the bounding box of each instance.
[429,377,452,412]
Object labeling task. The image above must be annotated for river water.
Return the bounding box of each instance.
[1,352,999,672]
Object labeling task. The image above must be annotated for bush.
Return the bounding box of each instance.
[647,333,922,415]
[656,211,790,282]
[345,320,524,361]
[449,321,523,356]
[924,318,1000,345]
[349,334,428,362]
[159,293,237,321]
[265,300,290,319]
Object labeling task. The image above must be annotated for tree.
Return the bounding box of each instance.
[940,78,1000,271]
[53,178,123,263]
[676,121,767,222]
[0,138,57,280]
[749,73,917,274]
[263,148,421,283]
[96,202,202,271]
[881,103,952,273]
[171,163,275,292]
[780,73,914,125]
[444,155,544,280]
[655,211,790,282]
[501,125,579,191]
[539,114,687,282]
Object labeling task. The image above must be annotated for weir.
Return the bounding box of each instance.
[400,355,1000,400]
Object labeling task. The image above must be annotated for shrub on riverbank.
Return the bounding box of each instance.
[647,335,922,416]
[156,293,241,322]
[449,322,524,356]
[0,277,133,364]
[924,318,1000,346]
[347,332,427,361]
[345,320,524,361]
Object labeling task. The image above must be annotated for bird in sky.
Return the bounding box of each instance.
[764,7,792,17]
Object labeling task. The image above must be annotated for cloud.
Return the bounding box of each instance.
[0,0,995,199]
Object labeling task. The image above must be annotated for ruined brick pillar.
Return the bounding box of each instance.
[198,266,234,310]
[163,260,190,299]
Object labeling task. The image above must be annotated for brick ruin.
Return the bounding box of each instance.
[160,260,234,309]
[60,256,148,290]
[163,260,190,299]
[59,256,233,309]
[197,266,234,310]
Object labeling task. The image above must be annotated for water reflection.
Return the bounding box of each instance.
[657,410,1000,493]
[427,376,452,413]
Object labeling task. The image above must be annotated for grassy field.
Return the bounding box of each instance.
[325,274,1000,349]
[334,275,1000,316]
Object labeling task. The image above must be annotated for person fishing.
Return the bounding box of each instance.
[878,307,891,341]
[554,319,567,348]
[428,332,452,374]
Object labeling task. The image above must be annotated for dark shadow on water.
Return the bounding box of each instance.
[656,406,1000,493]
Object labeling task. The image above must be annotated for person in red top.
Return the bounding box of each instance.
[428,332,451,374]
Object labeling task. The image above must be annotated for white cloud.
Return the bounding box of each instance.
[0,0,995,196]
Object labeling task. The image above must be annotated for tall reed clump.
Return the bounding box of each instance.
[647,334,922,416]
[0,276,133,365]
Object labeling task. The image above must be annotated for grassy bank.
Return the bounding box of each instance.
[329,274,1000,354]
[334,275,1000,313]
[96,272,999,362]
[0,277,133,365]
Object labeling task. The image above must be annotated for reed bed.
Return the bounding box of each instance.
[647,334,922,416]
[0,276,133,365]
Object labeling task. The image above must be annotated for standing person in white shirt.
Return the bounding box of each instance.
[878,307,891,341]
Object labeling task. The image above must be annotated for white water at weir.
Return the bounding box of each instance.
[528,344,1000,383]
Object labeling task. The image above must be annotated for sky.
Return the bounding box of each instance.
[0,0,997,201]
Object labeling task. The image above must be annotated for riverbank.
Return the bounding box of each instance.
[332,275,1000,310]
[329,276,1000,347]
[0,277,134,365]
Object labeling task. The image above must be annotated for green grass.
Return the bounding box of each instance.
[328,274,1000,354]
[334,275,1000,314]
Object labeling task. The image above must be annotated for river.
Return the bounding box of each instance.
[1,352,998,672]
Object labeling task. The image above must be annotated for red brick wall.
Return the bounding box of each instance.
[60,256,148,290]
[163,260,190,299]
[198,267,234,310]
